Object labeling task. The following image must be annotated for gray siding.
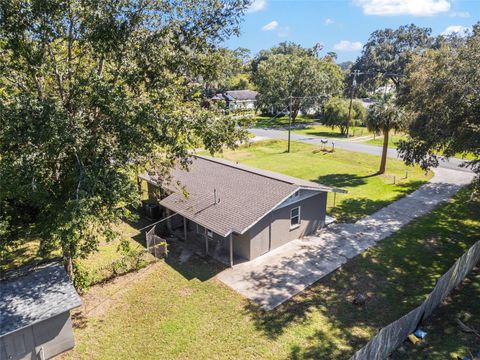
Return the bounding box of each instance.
[247,192,327,260]
[0,312,75,360]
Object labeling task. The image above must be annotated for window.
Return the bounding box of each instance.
[290,206,301,227]
[206,229,213,240]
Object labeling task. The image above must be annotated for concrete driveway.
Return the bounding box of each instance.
[217,168,474,310]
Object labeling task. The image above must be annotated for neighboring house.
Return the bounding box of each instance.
[0,262,81,360]
[141,155,344,267]
[211,90,258,111]
[359,97,377,109]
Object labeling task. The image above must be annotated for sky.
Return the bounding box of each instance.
[224,0,480,62]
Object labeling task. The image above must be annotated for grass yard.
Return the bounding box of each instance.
[364,133,407,148]
[364,135,477,161]
[64,187,479,360]
[209,139,432,222]
[1,218,155,287]
[291,124,371,139]
[254,115,317,128]
[392,267,480,360]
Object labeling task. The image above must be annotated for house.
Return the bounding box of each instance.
[211,89,258,111]
[140,155,345,267]
[0,262,81,360]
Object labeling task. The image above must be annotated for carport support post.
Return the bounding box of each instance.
[183,217,187,242]
[229,233,233,267]
[204,228,208,255]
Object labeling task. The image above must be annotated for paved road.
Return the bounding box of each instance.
[217,167,474,310]
[249,128,472,173]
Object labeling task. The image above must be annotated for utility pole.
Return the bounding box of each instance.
[347,69,360,138]
[287,95,292,153]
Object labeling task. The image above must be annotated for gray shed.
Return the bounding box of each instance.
[0,262,81,360]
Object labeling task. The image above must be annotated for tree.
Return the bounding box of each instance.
[353,24,433,92]
[322,98,366,136]
[397,23,480,190]
[205,47,254,93]
[253,48,344,123]
[251,41,313,73]
[367,99,408,174]
[0,0,250,278]
[323,98,350,136]
[352,100,367,124]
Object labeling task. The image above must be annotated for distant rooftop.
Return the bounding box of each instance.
[0,262,82,337]
[212,90,258,102]
[141,155,333,237]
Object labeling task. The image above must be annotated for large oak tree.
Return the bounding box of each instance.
[397,23,480,191]
[353,24,433,91]
[0,0,250,277]
[253,45,344,123]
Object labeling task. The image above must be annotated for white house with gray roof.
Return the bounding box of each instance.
[0,262,81,360]
[141,155,344,267]
[211,89,258,111]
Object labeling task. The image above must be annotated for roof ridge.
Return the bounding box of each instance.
[194,155,304,187]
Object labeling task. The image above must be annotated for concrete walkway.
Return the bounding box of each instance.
[249,128,472,173]
[217,167,474,310]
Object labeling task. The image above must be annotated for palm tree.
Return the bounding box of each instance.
[367,99,407,174]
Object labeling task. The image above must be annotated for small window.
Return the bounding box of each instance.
[206,229,213,239]
[290,206,301,227]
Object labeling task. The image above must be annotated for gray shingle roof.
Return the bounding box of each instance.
[142,155,333,237]
[225,90,258,101]
[0,262,82,337]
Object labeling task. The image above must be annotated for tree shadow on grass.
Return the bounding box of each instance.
[302,129,345,138]
[331,180,428,223]
[317,173,377,188]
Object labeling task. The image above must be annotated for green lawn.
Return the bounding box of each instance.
[65,187,479,359]
[1,218,155,286]
[254,115,317,128]
[365,135,477,161]
[291,124,371,139]
[253,115,370,139]
[392,267,480,360]
[210,139,432,222]
[364,133,407,148]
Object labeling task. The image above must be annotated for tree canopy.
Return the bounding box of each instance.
[322,98,366,136]
[253,45,344,123]
[0,0,250,276]
[353,24,433,91]
[397,23,480,186]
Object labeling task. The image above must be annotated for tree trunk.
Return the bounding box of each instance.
[65,255,74,279]
[379,130,389,174]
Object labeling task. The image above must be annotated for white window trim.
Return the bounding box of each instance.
[290,206,301,229]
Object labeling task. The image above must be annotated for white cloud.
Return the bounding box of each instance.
[247,0,267,13]
[449,11,470,18]
[441,25,471,36]
[334,40,363,51]
[262,20,278,31]
[325,18,335,25]
[354,0,451,16]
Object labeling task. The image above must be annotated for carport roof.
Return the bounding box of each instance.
[0,262,82,337]
[141,155,335,237]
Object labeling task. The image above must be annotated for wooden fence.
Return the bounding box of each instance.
[350,240,480,360]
